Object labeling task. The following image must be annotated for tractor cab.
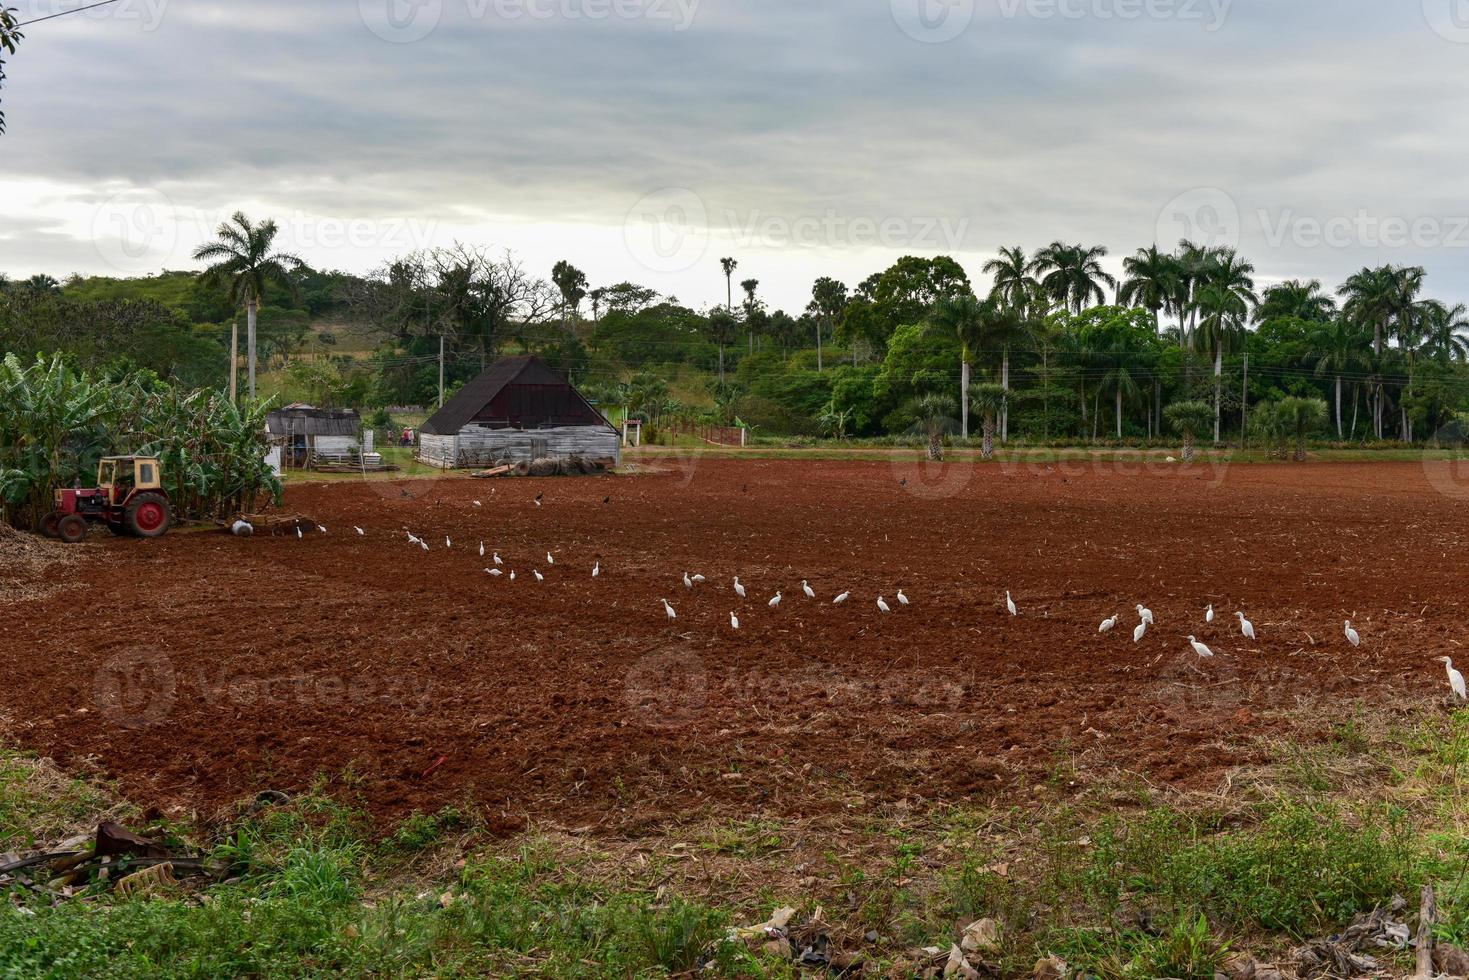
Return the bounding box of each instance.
[98,456,161,505]
[43,456,172,543]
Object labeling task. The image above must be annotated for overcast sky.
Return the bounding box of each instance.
[4,0,1469,313]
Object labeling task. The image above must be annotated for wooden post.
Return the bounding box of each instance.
[229,320,238,403]
[1416,883,1436,978]
[439,335,446,408]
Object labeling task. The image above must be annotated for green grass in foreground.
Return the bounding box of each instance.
[5,710,1469,977]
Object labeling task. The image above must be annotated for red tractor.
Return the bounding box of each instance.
[41,456,173,544]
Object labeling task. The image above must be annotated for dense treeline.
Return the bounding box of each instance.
[5,231,1469,446]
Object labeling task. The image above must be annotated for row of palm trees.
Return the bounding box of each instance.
[932,240,1468,444]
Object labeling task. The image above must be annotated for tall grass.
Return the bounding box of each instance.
[0,352,281,529]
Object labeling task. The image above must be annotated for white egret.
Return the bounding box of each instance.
[1187,636,1215,658]
[318,524,328,534]
[1205,604,1215,623]
[1136,604,1154,626]
[445,537,452,549]
[662,599,676,620]
[1236,612,1256,640]
[833,591,850,605]
[1437,657,1467,701]
[692,574,706,584]
[733,577,747,599]
[877,596,891,613]
[533,570,544,582]
[493,552,503,566]
[407,532,419,544]
[1099,615,1118,635]
[485,568,502,577]
[683,572,694,589]
[473,500,482,507]
[547,552,554,565]
[802,580,816,599]
[295,526,302,539]
[768,592,782,609]
[592,561,600,578]
[1133,621,1146,643]
[730,611,740,630]
[1006,591,1018,616]
[509,570,516,580]
[354,526,365,536]
[897,589,909,606]
[420,539,429,551]
[1344,621,1361,647]
[479,541,485,557]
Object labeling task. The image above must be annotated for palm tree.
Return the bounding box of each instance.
[1099,335,1145,439]
[906,393,957,461]
[192,212,303,399]
[740,278,760,353]
[550,260,587,334]
[808,277,847,373]
[1418,300,1469,364]
[1192,249,1257,443]
[969,383,1007,460]
[1255,279,1335,323]
[1032,241,1116,314]
[706,308,739,385]
[720,257,738,313]
[1164,400,1213,463]
[1309,318,1372,438]
[1171,239,1212,351]
[1278,397,1327,461]
[929,292,984,439]
[1118,245,1176,333]
[975,299,1030,443]
[983,246,1039,316]
[23,273,60,293]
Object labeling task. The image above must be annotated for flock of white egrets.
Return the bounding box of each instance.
[307,509,1469,705]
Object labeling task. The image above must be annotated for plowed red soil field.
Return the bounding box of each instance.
[2,458,1466,832]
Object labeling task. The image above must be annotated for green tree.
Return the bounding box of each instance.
[928,292,984,438]
[706,307,739,384]
[550,260,587,332]
[1164,400,1213,463]
[192,212,303,399]
[0,4,20,134]
[1192,248,1257,443]
[740,278,762,353]
[1256,279,1335,324]
[969,383,1007,460]
[905,392,957,461]
[1308,318,1372,438]
[982,246,1040,317]
[1032,241,1116,314]
[1119,244,1177,334]
[720,257,738,313]
[808,277,848,373]
[1278,396,1328,461]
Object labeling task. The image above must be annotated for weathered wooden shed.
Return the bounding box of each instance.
[417,356,620,469]
[266,405,367,469]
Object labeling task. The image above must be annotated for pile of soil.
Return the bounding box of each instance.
[0,523,87,602]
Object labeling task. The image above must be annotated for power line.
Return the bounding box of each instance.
[15,0,121,27]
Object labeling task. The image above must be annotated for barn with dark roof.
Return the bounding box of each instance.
[416,356,619,468]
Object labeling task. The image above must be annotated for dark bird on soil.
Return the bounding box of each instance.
[603,496,610,505]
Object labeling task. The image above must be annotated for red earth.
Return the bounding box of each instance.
[2,457,1466,833]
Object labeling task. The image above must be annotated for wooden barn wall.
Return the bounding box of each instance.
[417,426,620,469]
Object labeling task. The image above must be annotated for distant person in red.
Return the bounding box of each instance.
[401,427,413,447]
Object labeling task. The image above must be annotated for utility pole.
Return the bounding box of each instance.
[1241,353,1249,445]
[229,320,238,403]
[438,335,446,408]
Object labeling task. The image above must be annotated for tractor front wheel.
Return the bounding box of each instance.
[57,514,89,544]
[40,512,63,538]
[124,493,172,538]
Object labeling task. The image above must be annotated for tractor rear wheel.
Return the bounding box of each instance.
[57,514,89,544]
[40,512,62,538]
[124,493,172,538]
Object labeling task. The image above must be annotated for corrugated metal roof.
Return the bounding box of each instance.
[267,408,361,437]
